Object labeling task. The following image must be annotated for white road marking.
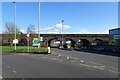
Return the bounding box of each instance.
[52,58,58,60]
[71,61,80,62]
[60,60,63,61]
[107,69,118,74]
[52,49,118,74]
[13,70,16,73]
[19,53,30,56]
[44,56,63,62]
[79,63,118,74]
[79,63,104,70]
[90,61,102,66]
[107,66,118,70]
[0,76,3,79]
[67,56,69,59]
[51,51,59,54]
[100,66,106,68]
[90,62,118,72]
[7,65,10,68]
[71,57,78,60]
[42,57,46,58]
[58,54,61,57]
[80,60,84,63]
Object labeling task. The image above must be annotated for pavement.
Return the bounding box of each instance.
[1,48,119,79]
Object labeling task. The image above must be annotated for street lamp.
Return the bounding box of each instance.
[61,20,64,47]
[38,0,40,40]
[13,1,16,51]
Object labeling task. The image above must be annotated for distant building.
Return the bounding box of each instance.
[109,28,120,46]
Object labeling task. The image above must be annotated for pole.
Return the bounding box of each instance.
[38,1,40,40]
[13,1,16,51]
[38,1,40,48]
[62,20,64,47]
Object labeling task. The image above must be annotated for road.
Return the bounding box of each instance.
[2,48,119,79]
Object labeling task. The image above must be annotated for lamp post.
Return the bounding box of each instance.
[61,20,64,47]
[38,0,40,40]
[13,1,16,51]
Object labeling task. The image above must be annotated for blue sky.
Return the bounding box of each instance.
[2,2,118,34]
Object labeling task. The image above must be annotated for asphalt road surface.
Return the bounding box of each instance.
[2,48,119,79]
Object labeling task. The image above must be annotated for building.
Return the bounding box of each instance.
[109,28,120,46]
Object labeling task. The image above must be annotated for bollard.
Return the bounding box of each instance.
[47,47,51,54]
[67,45,70,49]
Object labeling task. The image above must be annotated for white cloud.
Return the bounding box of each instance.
[55,23,70,30]
[2,0,119,2]
[40,27,59,32]
[20,29,25,33]
[41,23,71,34]
[45,31,60,34]
[78,29,109,34]
[40,24,116,34]
[108,26,119,30]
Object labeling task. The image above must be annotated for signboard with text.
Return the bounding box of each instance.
[114,35,120,39]
[32,38,40,47]
[40,36,43,41]
[13,39,18,44]
[26,34,30,41]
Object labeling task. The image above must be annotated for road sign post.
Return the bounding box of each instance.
[33,38,40,48]
[26,34,30,52]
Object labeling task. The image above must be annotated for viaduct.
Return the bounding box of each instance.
[0,34,109,47]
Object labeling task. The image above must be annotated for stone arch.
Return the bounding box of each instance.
[66,38,76,48]
[92,39,105,46]
[93,39,104,42]
[79,39,90,47]
[48,38,59,47]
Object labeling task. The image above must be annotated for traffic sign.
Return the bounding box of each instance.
[40,36,43,41]
[13,39,18,44]
[26,34,30,37]
[34,38,38,40]
[26,37,30,41]
[33,40,40,44]
[114,35,120,39]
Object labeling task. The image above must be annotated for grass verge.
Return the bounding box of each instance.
[0,46,47,53]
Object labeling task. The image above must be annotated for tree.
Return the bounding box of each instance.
[27,24,36,34]
[27,24,36,45]
[4,22,20,34]
[3,22,21,46]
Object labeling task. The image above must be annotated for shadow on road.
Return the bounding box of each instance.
[33,51,50,54]
[74,49,119,57]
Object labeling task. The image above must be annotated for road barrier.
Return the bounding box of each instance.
[47,47,51,54]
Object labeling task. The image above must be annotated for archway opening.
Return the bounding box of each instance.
[92,39,104,45]
[81,39,90,47]
[48,38,60,48]
[76,39,90,48]
[66,38,76,48]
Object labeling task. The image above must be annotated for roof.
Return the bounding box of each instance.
[109,28,120,31]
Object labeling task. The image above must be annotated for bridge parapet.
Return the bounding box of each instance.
[0,34,109,46]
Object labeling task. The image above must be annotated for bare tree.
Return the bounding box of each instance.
[5,22,20,34]
[27,24,36,45]
[27,24,36,34]
[3,22,21,46]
